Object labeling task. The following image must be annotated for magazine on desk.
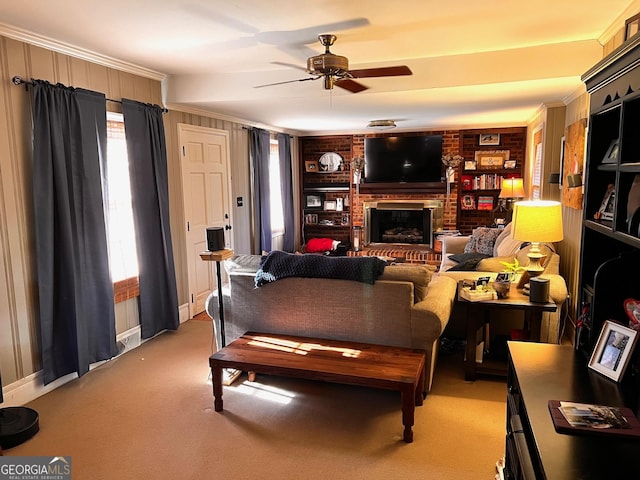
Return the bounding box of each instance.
[548,400,640,438]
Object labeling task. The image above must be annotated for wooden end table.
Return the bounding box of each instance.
[457,281,556,381]
[209,332,426,443]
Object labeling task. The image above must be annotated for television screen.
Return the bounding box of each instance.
[364,135,443,183]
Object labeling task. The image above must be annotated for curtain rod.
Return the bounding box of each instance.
[11,75,168,113]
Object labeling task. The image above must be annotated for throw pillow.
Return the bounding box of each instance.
[448,252,492,271]
[463,227,502,256]
[493,223,524,257]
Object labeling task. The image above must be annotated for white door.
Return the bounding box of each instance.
[178,124,232,318]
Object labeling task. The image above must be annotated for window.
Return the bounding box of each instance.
[106,112,139,282]
[269,138,284,236]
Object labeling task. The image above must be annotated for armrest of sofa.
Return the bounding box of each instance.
[539,273,568,306]
[439,235,471,272]
[441,235,470,256]
[410,274,457,339]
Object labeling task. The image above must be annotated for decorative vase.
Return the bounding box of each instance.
[492,280,511,299]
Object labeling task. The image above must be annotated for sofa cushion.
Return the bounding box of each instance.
[463,227,502,255]
[493,223,524,257]
[447,252,492,271]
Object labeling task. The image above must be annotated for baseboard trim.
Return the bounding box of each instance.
[2,305,190,407]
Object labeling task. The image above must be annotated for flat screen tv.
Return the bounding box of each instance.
[364,135,443,184]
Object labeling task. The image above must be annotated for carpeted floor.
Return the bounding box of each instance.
[6,319,507,480]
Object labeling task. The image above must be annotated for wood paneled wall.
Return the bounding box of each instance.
[0,35,261,394]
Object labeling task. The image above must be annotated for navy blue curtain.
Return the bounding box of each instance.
[249,128,272,253]
[277,133,295,252]
[122,99,179,339]
[31,80,117,385]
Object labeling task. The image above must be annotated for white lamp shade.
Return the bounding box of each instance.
[511,200,564,243]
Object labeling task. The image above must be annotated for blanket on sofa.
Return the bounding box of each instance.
[255,251,387,287]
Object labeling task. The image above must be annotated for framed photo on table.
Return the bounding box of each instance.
[589,320,638,382]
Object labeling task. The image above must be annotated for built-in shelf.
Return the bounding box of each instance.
[303,183,350,192]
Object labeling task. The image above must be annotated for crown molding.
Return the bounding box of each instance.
[163,102,303,137]
[0,22,165,81]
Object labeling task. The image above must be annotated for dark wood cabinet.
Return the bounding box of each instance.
[577,35,640,361]
[506,342,640,479]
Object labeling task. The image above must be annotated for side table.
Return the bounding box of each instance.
[200,249,241,385]
[200,249,234,346]
[456,281,556,381]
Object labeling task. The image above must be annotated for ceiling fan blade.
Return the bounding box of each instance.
[335,78,369,93]
[348,65,412,79]
[254,76,320,88]
[271,61,308,72]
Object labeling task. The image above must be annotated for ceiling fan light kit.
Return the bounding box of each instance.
[367,120,396,130]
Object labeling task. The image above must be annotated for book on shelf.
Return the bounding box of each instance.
[548,400,640,438]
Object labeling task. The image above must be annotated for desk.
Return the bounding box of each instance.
[200,249,234,346]
[506,342,640,479]
[457,281,556,381]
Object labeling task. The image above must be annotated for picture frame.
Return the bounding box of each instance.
[461,194,476,210]
[594,184,615,221]
[602,139,619,165]
[495,272,511,283]
[504,160,517,169]
[324,200,337,211]
[625,13,640,41]
[588,320,638,382]
[304,193,323,209]
[479,133,501,146]
[304,213,318,225]
[305,160,319,172]
[474,150,510,169]
[464,160,477,171]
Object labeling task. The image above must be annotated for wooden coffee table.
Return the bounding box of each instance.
[209,331,426,442]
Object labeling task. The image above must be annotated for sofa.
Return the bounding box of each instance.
[205,253,458,393]
[438,224,569,343]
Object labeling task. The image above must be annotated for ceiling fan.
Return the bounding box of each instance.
[255,34,412,93]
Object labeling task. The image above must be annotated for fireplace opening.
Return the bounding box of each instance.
[364,200,443,248]
[371,209,429,244]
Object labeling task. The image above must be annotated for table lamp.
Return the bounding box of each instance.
[511,200,563,277]
[499,178,526,204]
[494,178,526,225]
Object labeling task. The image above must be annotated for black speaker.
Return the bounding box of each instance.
[529,277,550,303]
[206,227,225,252]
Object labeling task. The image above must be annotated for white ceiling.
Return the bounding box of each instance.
[1,0,638,135]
